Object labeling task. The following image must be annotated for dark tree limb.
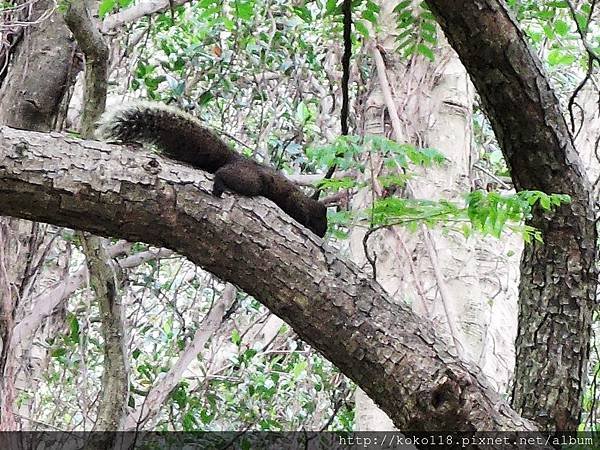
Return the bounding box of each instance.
[0,127,548,442]
[312,0,352,200]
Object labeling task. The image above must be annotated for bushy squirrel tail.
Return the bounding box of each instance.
[96,101,237,172]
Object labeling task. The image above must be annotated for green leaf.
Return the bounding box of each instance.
[293,6,312,22]
[235,0,254,21]
[366,0,380,13]
[554,19,569,36]
[231,329,241,346]
[295,101,312,124]
[416,43,435,60]
[98,0,116,17]
[67,313,80,344]
[575,12,588,31]
[182,412,198,430]
[325,0,338,14]
[198,90,214,105]
[393,0,412,13]
[51,348,67,358]
[355,20,369,37]
[362,9,377,24]
[292,360,308,380]
[547,49,576,66]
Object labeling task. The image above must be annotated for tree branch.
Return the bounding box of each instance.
[101,0,193,32]
[124,283,237,430]
[0,126,543,439]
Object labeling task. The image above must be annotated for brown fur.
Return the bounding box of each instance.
[97,102,327,237]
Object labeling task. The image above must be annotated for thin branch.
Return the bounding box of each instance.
[312,0,352,200]
[473,162,512,190]
[123,284,237,430]
[565,0,599,135]
[340,0,352,137]
[101,0,193,32]
[421,225,466,359]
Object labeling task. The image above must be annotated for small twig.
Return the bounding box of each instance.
[565,0,599,135]
[421,225,466,359]
[362,224,386,280]
[473,162,512,189]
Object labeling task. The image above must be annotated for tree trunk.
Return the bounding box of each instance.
[0,0,77,130]
[426,0,598,430]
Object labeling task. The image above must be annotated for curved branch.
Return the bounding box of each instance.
[0,126,542,438]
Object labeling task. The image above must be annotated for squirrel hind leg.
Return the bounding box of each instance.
[213,162,264,197]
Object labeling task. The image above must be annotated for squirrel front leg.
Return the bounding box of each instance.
[213,161,266,197]
[212,169,228,197]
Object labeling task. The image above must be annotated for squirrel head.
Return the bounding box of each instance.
[308,201,328,238]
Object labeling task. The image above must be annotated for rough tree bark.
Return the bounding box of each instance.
[426,0,598,431]
[0,0,77,129]
[0,127,541,441]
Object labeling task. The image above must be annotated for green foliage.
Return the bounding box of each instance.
[307,134,445,181]
[304,135,573,243]
[66,313,81,345]
[307,133,571,242]
[231,329,242,346]
[394,1,438,60]
[98,0,134,17]
[153,322,352,431]
[98,0,116,17]
[324,0,380,38]
[370,190,570,242]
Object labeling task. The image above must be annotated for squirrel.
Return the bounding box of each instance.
[96,102,328,237]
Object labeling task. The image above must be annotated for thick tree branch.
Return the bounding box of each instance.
[0,126,544,440]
